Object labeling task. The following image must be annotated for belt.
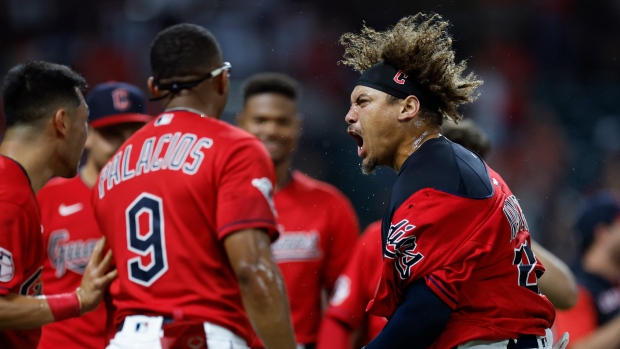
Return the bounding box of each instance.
[508,335,544,349]
[297,344,316,349]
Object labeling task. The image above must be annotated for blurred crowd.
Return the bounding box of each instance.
[1,0,620,264]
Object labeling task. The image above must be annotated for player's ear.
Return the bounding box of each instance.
[397,95,420,122]
[215,70,228,96]
[147,77,160,99]
[52,108,69,139]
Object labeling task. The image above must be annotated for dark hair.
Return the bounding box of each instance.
[150,23,222,83]
[340,13,483,126]
[2,61,87,128]
[242,72,300,103]
[442,119,491,159]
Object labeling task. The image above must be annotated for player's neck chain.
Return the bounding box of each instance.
[164,107,207,118]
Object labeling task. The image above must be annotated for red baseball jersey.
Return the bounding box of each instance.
[323,221,386,347]
[0,155,44,348]
[368,137,555,348]
[92,110,279,344]
[36,176,108,349]
[272,171,359,344]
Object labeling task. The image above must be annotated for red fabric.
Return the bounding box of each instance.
[369,168,555,349]
[0,156,44,348]
[553,286,598,347]
[316,315,352,349]
[92,110,278,345]
[272,171,359,344]
[319,221,386,348]
[37,176,109,349]
[46,292,80,321]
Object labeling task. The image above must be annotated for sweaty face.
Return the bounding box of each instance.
[345,86,401,174]
[238,93,300,166]
[86,122,146,170]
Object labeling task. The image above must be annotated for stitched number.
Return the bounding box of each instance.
[126,193,168,286]
[513,242,540,293]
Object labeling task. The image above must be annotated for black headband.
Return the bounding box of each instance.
[357,61,439,110]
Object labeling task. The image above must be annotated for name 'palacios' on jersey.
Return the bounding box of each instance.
[98,131,213,198]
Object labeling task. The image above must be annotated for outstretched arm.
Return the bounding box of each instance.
[532,241,578,310]
[225,228,296,349]
[0,238,117,329]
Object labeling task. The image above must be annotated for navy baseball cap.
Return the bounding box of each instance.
[86,81,152,128]
[575,192,620,252]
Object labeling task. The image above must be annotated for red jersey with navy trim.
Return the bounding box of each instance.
[324,220,386,347]
[273,171,359,344]
[368,137,555,348]
[37,176,108,349]
[0,155,44,348]
[92,110,279,344]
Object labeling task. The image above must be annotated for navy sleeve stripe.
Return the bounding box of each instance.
[427,275,457,305]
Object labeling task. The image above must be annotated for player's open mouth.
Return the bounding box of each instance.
[347,130,366,157]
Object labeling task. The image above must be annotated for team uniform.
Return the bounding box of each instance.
[0,156,45,348]
[554,266,620,343]
[271,171,359,346]
[36,176,108,349]
[92,109,279,348]
[320,221,386,348]
[368,136,555,348]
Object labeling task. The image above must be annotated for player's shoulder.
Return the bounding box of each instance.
[361,220,382,236]
[0,156,34,206]
[395,136,493,201]
[37,176,84,201]
[291,171,351,203]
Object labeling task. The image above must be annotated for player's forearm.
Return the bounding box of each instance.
[0,293,55,330]
[570,315,620,349]
[532,242,578,310]
[238,261,296,349]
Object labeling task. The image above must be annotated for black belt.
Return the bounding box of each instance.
[298,344,316,349]
[451,335,543,349]
[116,317,175,332]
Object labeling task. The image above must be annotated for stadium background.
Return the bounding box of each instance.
[1,0,619,264]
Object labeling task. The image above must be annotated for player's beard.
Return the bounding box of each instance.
[361,157,378,175]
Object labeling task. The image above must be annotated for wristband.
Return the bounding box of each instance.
[46,291,81,321]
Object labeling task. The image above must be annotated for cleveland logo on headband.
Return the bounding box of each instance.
[357,62,439,110]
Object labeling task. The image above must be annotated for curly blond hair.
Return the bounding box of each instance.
[339,13,483,125]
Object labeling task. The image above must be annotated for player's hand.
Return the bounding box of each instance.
[77,237,118,314]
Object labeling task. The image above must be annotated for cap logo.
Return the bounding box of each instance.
[393,70,408,85]
[112,88,131,111]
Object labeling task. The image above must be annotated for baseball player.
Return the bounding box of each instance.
[37,81,152,349]
[0,61,117,348]
[318,119,577,348]
[339,13,564,349]
[237,73,359,348]
[92,24,296,349]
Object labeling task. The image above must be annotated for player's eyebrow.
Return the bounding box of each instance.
[351,93,369,106]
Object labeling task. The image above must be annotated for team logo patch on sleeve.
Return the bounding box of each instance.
[252,177,277,217]
[0,247,14,282]
[385,219,424,280]
[329,275,351,306]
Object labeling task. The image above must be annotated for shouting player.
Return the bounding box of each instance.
[237,73,359,348]
[37,81,152,349]
[318,119,577,348]
[340,14,563,348]
[92,24,296,349]
[0,61,117,348]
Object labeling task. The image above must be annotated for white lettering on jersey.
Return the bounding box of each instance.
[252,177,277,217]
[99,133,214,198]
[121,144,135,181]
[503,195,529,241]
[150,134,172,171]
[48,230,98,277]
[0,247,14,282]
[329,275,351,306]
[58,203,84,216]
[271,230,322,261]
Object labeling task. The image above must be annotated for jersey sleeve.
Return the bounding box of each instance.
[322,195,359,292]
[0,202,30,296]
[369,189,493,316]
[215,139,278,241]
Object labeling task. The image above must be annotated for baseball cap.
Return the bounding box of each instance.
[575,192,620,252]
[86,81,152,128]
